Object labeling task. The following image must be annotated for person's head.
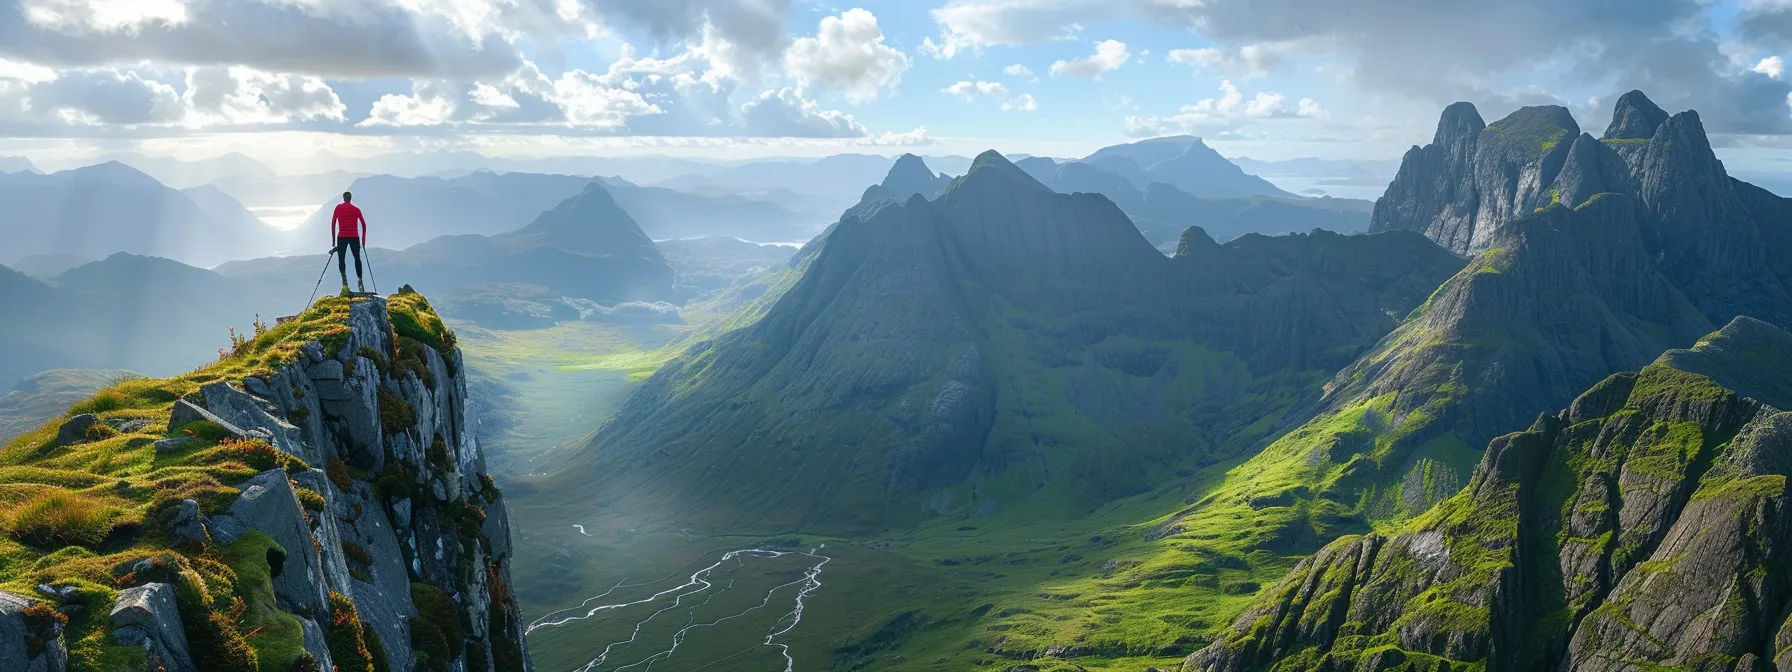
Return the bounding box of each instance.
[343,191,353,203]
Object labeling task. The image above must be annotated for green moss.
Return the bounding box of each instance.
[224,532,308,672]
[388,287,456,355]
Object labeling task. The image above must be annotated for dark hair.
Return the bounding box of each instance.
[343,191,353,202]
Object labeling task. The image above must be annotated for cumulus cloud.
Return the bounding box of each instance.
[922,0,1117,58]
[361,81,459,127]
[27,69,183,124]
[1166,43,1290,78]
[1002,93,1038,111]
[1003,63,1034,77]
[1124,80,1324,136]
[943,80,1009,98]
[1755,55,1785,79]
[183,67,345,125]
[784,8,909,103]
[582,0,792,70]
[1050,39,1130,78]
[739,87,867,137]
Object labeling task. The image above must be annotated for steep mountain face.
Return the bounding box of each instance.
[1186,316,1792,672]
[1017,157,1370,247]
[1082,136,1296,199]
[0,293,530,672]
[1371,91,1792,328]
[557,152,1461,533]
[0,162,286,268]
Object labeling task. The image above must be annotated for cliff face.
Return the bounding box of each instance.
[0,291,529,672]
[1184,316,1792,672]
[1370,90,1792,329]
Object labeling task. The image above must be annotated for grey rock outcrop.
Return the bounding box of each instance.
[165,498,208,548]
[176,295,531,671]
[210,469,329,616]
[109,583,195,672]
[0,592,66,672]
[52,414,96,446]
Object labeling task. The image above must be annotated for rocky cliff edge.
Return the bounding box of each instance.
[0,289,530,672]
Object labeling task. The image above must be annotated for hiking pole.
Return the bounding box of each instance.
[364,244,379,295]
[304,249,338,313]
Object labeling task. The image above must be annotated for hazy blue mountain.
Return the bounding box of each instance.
[111,151,279,189]
[0,162,290,267]
[205,170,361,209]
[1015,155,1370,246]
[298,171,817,249]
[7,254,94,279]
[1082,136,1296,199]
[0,368,135,444]
[0,155,36,174]
[225,182,679,307]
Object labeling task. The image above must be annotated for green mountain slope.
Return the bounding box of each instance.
[1187,316,1792,672]
[549,151,1462,534]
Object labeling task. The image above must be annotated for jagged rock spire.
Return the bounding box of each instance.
[1604,90,1669,140]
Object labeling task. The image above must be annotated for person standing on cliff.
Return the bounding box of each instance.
[331,191,367,293]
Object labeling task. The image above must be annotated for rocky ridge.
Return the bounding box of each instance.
[0,291,529,672]
[558,151,1462,533]
[1185,316,1792,672]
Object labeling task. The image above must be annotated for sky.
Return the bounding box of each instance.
[3,0,1792,167]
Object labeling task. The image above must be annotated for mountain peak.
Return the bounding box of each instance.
[1433,101,1486,146]
[1604,89,1669,140]
[949,150,1050,194]
[874,153,950,200]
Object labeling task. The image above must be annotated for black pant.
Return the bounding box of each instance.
[336,237,363,285]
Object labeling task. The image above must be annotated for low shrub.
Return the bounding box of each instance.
[409,583,462,672]
[7,490,120,550]
[326,458,353,492]
[377,388,414,436]
[326,592,375,672]
[296,488,326,513]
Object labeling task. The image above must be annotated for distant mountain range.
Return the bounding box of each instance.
[0,155,36,174]
[0,162,296,268]
[110,151,279,189]
[553,151,1462,532]
[1082,136,1297,199]
[295,171,825,249]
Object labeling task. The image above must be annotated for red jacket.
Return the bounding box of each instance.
[333,202,364,239]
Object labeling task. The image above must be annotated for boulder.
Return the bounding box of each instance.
[0,592,68,672]
[201,382,310,463]
[165,499,209,548]
[109,584,195,672]
[167,399,249,436]
[208,470,328,616]
[53,414,97,446]
[242,376,273,398]
[153,437,195,453]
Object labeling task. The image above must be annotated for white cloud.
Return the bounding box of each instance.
[1002,93,1038,111]
[27,69,184,125]
[921,0,1115,58]
[0,59,59,84]
[1123,80,1324,135]
[784,9,909,103]
[469,83,520,109]
[943,80,1009,98]
[740,87,867,137]
[182,66,345,125]
[1756,55,1786,79]
[1166,43,1288,78]
[1003,63,1034,77]
[22,0,189,33]
[549,70,663,127]
[1050,39,1130,78]
[361,82,458,127]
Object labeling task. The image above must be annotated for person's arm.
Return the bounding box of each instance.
[359,211,367,245]
[329,209,337,247]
